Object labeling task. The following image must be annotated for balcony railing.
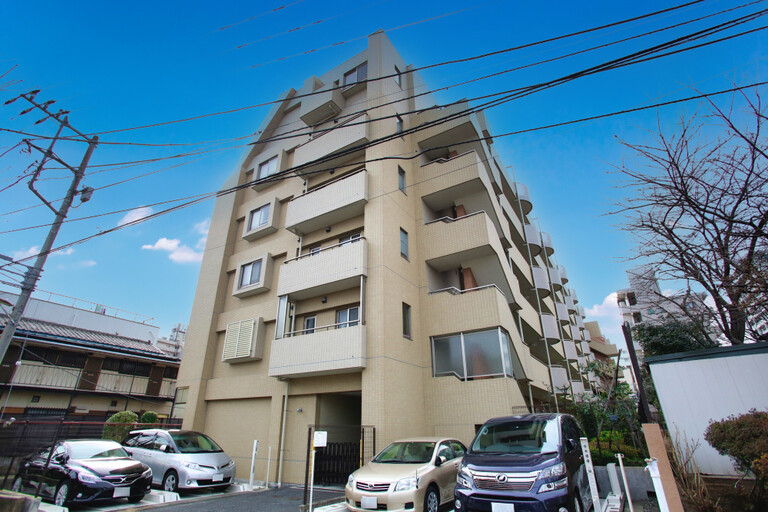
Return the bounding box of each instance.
[269,324,366,378]
[294,113,369,168]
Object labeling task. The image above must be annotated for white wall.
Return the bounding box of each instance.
[648,346,768,476]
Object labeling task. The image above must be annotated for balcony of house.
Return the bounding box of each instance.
[558,265,569,285]
[524,356,551,392]
[551,366,569,394]
[299,82,345,126]
[548,266,562,291]
[418,151,512,246]
[277,238,367,300]
[565,294,577,314]
[571,380,586,395]
[293,113,370,171]
[563,339,578,360]
[425,284,515,335]
[268,323,366,378]
[513,182,532,215]
[422,212,518,307]
[285,169,368,236]
[414,100,476,144]
[525,223,542,257]
[540,313,560,343]
[555,302,569,325]
[10,361,80,390]
[589,339,619,358]
[532,266,551,298]
[541,232,554,256]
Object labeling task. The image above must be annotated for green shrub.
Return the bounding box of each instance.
[140,411,158,424]
[102,411,138,442]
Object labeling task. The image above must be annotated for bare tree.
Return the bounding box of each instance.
[614,87,768,345]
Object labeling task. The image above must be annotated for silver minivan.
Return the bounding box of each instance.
[122,429,235,492]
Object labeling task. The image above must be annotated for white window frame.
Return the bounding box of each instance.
[303,316,316,334]
[239,259,263,289]
[394,65,402,88]
[339,232,362,246]
[343,62,368,87]
[336,307,359,328]
[398,166,406,194]
[248,204,270,231]
[257,155,278,180]
[400,228,409,259]
[396,115,403,134]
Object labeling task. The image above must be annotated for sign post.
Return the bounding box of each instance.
[249,440,259,490]
[580,437,601,512]
[309,431,327,512]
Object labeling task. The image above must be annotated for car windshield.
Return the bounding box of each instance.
[170,432,223,453]
[471,418,560,455]
[69,441,129,460]
[372,442,435,463]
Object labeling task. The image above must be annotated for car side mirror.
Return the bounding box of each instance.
[163,445,174,453]
[54,453,68,464]
[565,438,577,451]
[435,455,446,467]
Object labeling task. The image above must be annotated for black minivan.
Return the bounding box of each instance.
[454,413,594,512]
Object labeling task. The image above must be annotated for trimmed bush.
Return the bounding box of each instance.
[140,411,158,424]
[102,410,138,442]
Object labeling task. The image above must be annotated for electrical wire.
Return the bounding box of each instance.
[214,0,307,32]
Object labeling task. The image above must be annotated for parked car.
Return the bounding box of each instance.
[454,413,594,512]
[346,437,467,512]
[122,428,235,492]
[11,439,152,507]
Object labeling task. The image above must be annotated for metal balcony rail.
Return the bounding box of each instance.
[428,283,506,299]
[290,167,366,200]
[424,210,486,226]
[284,319,361,337]
[419,149,474,167]
[283,236,365,264]
[304,111,366,142]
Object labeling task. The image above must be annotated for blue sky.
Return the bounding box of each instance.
[0,0,765,347]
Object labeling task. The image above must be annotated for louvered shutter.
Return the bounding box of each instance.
[222,319,255,362]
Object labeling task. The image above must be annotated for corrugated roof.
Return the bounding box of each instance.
[1,315,171,358]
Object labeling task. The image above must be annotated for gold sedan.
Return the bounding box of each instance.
[346,437,467,512]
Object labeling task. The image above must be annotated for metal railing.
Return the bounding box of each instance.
[284,236,365,264]
[284,320,360,337]
[419,149,474,167]
[428,283,506,299]
[290,167,366,200]
[424,209,486,226]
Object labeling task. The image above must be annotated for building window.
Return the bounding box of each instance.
[248,204,270,231]
[396,115,403,134]
[304,316,316,334]
[431,328,519,381]
[308,246,321,256]
[395,65,402,87]
[402,303,411,338]
[398,166,406,194]
[343,62,368,87]
[239,259,263,289]
[163,366,179,379]
[110,400,118,407]
[336,307,359,328]
[31,396,40,403]
[400,228,409,259]
[633,312,643,323]
[339,232,361,246]
[257,156,278,180]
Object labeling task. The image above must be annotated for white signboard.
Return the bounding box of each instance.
[580,437,601,511]
[313,430,328,448]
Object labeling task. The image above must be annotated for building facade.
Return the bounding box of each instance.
[0,291,179,421]
[177,32,597,485]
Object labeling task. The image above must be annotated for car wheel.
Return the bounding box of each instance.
[572,492,583,512]
[163,470,179,492]
[423,485,439,512]
[54,481,71,507]
[11,476,22,493]
[128,493,145,503]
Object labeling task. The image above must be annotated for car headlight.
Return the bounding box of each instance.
[142,468,153,479]
[395,477,418,492]
[538,462,566,480]
[226,459,235,468]
[457,467,474,489]
[182,462,203,471]
[78,471,102,484]
[538,477,568,493]
[347,474,355,487]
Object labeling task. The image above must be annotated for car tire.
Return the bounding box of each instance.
[423,485,439,512]
[572,492,583,512]
[128,493,145,503]
[11,476,22,493]
[163,470,179,492]
[54,481,71,507]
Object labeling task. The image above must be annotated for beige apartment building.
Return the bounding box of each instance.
[177,31,597,486]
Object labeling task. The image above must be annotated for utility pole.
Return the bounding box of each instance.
[0,90,99,365]
[622,323,652,423]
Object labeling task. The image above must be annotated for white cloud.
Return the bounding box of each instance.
[53,247,74,256]
[12,246,39,261]
[194,219,210,235]
[78,259,97,267]
[118,207,153,227]
[142,237,202,263]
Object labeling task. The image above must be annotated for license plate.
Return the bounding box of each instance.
[213,473,224,482]
[361,496,378,509]
[113,487,131,498]
[491,503,514,512]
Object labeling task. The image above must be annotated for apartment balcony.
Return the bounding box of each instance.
[419,151,511,245]
[299,86,345,126]
[563,340,578,360]
[551,366,569,394]
[514,183,532,215]
[590,340,619,358]
[575,315,585,330]
[97,371,150,395]
[294,113,370,170]
[541,232,554,256]
[414,101,476,146]
[583,329,592,341]
[268,324,366,378]
[558,265,569,284]
[571,381,586,394]
[577,355,587,368]
[532,266,551,297]
[549,266,562,291]
[556,302,569,325]
[541,313,560,343]
[565,295,577,313]
[422,212,518,306]
[426,285,514,335]
[524,356,551,392]
[285,170,368,236]
[277,238,367,300]
[525,224,541,257]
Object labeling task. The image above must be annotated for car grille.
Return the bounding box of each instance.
[355,501,388,510]
[356,481,390,492]
[196,477,232,486]
[471,470,539,491]
[103,474,141,486]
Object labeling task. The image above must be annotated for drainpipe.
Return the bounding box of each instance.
[277,379,290,487]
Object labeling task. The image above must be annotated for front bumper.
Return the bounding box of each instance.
[454,487,571,512]
[177,464,236,489]
[345,483,425,512]
[70,473,152,504]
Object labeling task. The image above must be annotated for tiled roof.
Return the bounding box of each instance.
[1,316,171,359]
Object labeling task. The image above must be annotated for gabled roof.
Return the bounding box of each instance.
[1,316,175,361]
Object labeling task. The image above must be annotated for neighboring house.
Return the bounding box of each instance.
[646,344,768,476]
[0,291,180,421]
[155,323,186,358]
[177,31,597,486]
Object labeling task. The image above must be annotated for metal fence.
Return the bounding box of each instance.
[0,417,182,489]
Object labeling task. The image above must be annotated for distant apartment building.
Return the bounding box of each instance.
[0,291,179,421]
[155,323,186,359]
[177,32,598,486]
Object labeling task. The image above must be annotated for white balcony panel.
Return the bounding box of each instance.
[583,330,592,341]
[541,232,554,256]
[572,290,579,304]
[577,356,587,368]
[11,362,79,389]
[576,315,585,330]
[564,340,578,360]
[558,265,569,284]
[571,381,586,395]
[549,267,562,291]
[294,113,370,168]
[525,223,541,256]
[556,302,570,325]
[525,357,551,392]
[97,371,149,395]
[285,170,368,235]
[532,266,550,297]
[551,366,569,394]
[268,325,366,378]
[566,295,577,313]
[277,239,367,299]
[541,313,560,343]
[160,379,176,398]
[299,86,345,126]
[514,183,532,215]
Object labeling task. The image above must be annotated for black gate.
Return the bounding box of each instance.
[304,424,375,504]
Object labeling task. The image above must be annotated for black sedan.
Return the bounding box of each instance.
[11,439,152,506]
